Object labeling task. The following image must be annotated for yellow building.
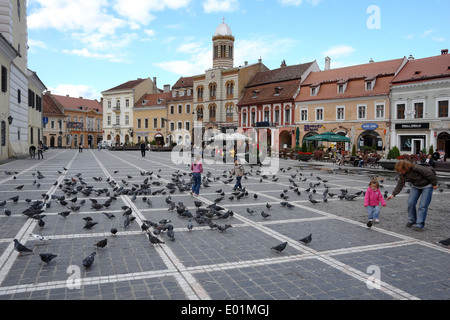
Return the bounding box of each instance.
[166,77,194,146]
[134,91,171,146]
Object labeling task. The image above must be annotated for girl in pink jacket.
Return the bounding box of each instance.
[364,179,386,223]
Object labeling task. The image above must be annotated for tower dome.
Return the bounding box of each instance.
[214,22,233,37]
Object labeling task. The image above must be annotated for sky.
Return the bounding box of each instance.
[27,0,449,101]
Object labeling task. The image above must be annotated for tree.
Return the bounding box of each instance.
[387,146,400,160]
[352,144,357,156]
[301,141,308,153]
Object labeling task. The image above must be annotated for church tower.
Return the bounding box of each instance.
[212,19,234,69]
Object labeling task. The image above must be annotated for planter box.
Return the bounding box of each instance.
[296,154,313,162]
[378,160,397,170]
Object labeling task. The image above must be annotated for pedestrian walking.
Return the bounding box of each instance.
[230,159,245,191]
[364,178,386,223]
[29,145,36,159]
[387,160,438,231]
[79,143,83,153]
[140,141,146,157]
[38,141,44,159]
[190,155,203,196]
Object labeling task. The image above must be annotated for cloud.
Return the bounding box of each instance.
[47,84,101,100]
[62,48,126,63]
[112,0,192,23]
[28,39,47,50]
[203,0,239,13]
[278,0,322,6]
[421,29,433,38]
[322,45,355,58]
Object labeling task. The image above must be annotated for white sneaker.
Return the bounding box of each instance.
[374,219,380,223]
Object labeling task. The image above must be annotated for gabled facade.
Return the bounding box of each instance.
[167,77,193,146]
[102,77,157,145]
[133,90,171,146]
[295,58,407,153]
[238,60,320,150]
[43,92,103,149]
[390,51,450,157]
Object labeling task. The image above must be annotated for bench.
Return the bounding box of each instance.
[363,157,380,169]
[343,156,356,166]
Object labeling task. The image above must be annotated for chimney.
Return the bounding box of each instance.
[442,49,449,55]
[324,56,331,70]
[164,84,171,93]
[153,77,157,93]
[244,61,248,66]
[408,54,415,60]
[280,59,287,68]
[369,58,374,63]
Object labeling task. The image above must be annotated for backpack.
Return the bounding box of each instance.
[417,163,437,176]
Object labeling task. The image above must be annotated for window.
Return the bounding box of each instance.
[358,105,366,119]
[153,118,158,128]
[144,118,149,129]
[197,87,204,100]
[108,101,111,108]
[376,104,385,119]
[178,105,182,114]
[177,122,182,130]
[242,112,247,126]
[51,120,55,129]
[264,110,269,122]
[414,102,424,119]
[397,103,406,119]
[252,90,260,98]
[107,116,111,126]
[125,115,129,125]
[311,87,316,96]
[209,84,216,99]
[185,122,190,131]
[366,81,373,91]
[186,104,191,114]
[17,0,20,20]
[274,87,283,96]
[338,85,344,93]
[209,105,216,120]
[301,109,308,122]
[137,119,142,129]
[170,122,175,131]
[275,110,280,123]
[17,89,21,103]
[1,66,7,92]
[196,107,203,121]
[1,121,5,146]
[161,118,165,128]
[170,105,174,114]
[316,108,323,121]
[116,115,120,125]
[28,89,35,107]
[285,108,291,123]
[336,106,345,120]
[227,83,234,97]
[116,100,120,108]
[126,99,130,108]
[438,100,449,118]
[226,105,234,120]
[251,111,256,126]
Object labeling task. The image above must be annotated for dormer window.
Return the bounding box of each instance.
[310,84,320,96]
[337,79,348,94]
[274,87,283,96]
[252,90,260,98]
[365,76,376,91]
[172,91,177,98]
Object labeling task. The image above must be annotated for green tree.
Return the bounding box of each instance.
[351,144,357,156]
[387,146,401,160]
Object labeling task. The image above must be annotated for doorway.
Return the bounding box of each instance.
[412,139,422,155]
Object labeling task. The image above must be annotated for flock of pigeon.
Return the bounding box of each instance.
[3,162,450,273]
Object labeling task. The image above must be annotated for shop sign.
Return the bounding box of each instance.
[395,123,430,130]
[362,123,379,131]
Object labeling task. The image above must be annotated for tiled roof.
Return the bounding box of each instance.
[392,54,450,84]
[51,94,102,112]
[172,77,194,89]
[246,61,315,87]
[102,78,148,93]
[43,94,65,117]
[297,58,404,102]
[135,92,171,108]
[238,79,301,106]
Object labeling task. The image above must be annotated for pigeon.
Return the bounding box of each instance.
[94,238,108,248]
[58,211,71,218]
[148,233,165,245]
[110,228,118,236]
[0,200,7,206]
[271,241,287,253]
[217,224,232,232]
[4,208,11,216]
[261,211,271,219]
[30,233,52,244]
[299,233,312,245]
[187,218,194,231]
[437,237,450,247]
[9,195,19,203]
[83,221,98,229]
[38,218,45,228]
[39,253,57,264]
[82,252,96,269]
[246,208,255,215]
[367,220,373,228]
[266,203,272,209]
[13,239,33,255]
[166,225,175,241]
[102,211,115,219]
[15,185,24,190]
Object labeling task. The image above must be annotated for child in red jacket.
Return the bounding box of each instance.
[364,178,386,223]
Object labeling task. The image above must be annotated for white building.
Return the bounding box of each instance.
[390,51,450,157]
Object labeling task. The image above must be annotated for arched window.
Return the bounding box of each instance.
[209,84,216,100]
[197,86,204,101]
[209,105,217,121]
[196,106,204,121]
[226,103,234,121]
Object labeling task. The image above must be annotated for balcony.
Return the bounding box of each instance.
[255,121,276,128]
[113,107,121,113]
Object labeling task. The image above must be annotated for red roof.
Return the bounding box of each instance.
[135,92,171,108]
[392,54,450,84]
[297,58,405,102]
[51,94,102,112]
[43,93,65,117]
